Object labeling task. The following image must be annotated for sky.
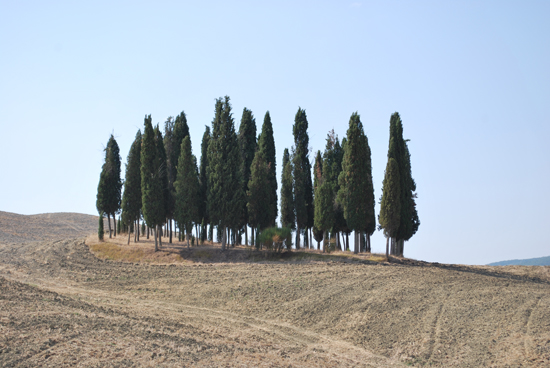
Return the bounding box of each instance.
[1,1,549,265]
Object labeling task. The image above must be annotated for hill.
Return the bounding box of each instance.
[0,212,549,367]
[0,210,99,243]
[488,256,550,266]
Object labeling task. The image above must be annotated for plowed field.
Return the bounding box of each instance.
[1,212,549,367]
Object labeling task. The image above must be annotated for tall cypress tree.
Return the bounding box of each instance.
[121,130,142,243]
[198,125,210,243]
[207,96,243,250]
[337,112,375,254]
[386,112,420,256]
[141,115,164,251]
[280,148,295,229]
[238,108,257,245]
[163,117,176,243]
[258,111,277,227]
[247,150,270,236]
[155,125,169,245]
[312,150,324,249]
[96,134,122,238]
[379,157,401,258]
[292,108,311,249]
[174,136,200,249]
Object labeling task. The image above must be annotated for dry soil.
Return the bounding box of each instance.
[0,212,549,367]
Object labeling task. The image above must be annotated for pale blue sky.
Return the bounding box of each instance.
[1,1,549,265]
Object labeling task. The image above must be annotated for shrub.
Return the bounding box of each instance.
[258,227,292,252]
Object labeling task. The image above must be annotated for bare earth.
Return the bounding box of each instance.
[0,212,549,367]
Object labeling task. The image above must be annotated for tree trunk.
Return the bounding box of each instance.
[367,234,371,253]
[146,226,149,239]
[309,228,312,250]
[169,220,172,244]
[296,226,300,250]
[354,231,359,254]
[186,231,190,249]
[346,233,349,251]
[113,214,117,237]
[196,224,199,245]
[107,213,112,238]
[245,226,248,246]
[153,226,158,252]
[158,226,163,248]
[221,226,227,251]
[127,225,131,245]
[385,236,389,260]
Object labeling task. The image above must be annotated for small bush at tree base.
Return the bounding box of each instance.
[258,227,292,252]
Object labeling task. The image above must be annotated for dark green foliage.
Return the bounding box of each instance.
[292,108,312,247]
[387,112,420,246]
[198,125,210,227]
[207,96,244,250]
[163,117,176,222]
[98,212,104,241]
[337,112,376,233]
[238,108,257,230]
[96,134,123,237]
[313,172,334,237]
[280,148,295,229]
[173,111,190,171]
[154,125,169,222]
[258,227,291,252]
[258,111,277,226]
[174,136,200,248]
[247,150,270,231]
[141,115,165,234]
[379,157,401,238]
[121,130,142,234]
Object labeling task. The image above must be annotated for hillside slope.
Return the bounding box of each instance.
[0,211,99,243]
[0,212,549,367]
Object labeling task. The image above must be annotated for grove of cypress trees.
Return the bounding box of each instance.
[121,130,142,243]
[337,112,375,254]
[379,157,401,258]
[141,115,165,251]
[257,111,278,227]
[238,108,257,245]
[386,112,420,256]
[96,134,122,238]
[207,96,243,251]
[174,136,200,249]
[199,125,210,243]
[292,108,311,249]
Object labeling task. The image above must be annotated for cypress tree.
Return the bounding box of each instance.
[312,150,324,250]
[238,108,257,245]
[386,112,420,256]
[314,163,333,252]
[280,148,295,229]
[96,134,122,238]
[258,111,277,227]
[163,117,175,243]
[379,157,401,258]
[247,150,271,233]
[174,136,200,249]
[292,108,311,249]
[121,130,142,243]
[154,124,169,246]
[141,115,164,251]
[337,112,375,254]
[199,125,210,242]
[207,96,243,251]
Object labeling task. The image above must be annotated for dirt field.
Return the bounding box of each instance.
[1,212,549,367]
